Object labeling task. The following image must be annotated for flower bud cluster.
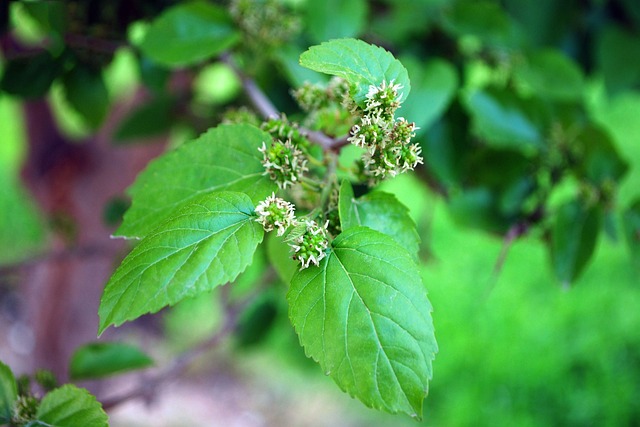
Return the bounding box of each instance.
[230,0,299,51]
[348,80,423,185]
[259,139,309,189]
[261,115,309,149]
[254,193,296,236]
[254,195,329,270]
[292,77,352,113]
[290,220,329,269]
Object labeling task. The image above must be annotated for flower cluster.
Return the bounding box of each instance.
[230,0,299,52]
[348,80,423,185]
[254,193,296,236]
[262,115,309,149]
[259,139,308,189]
[254,195,329,270]
[290,220,329,269]
[292,77,352,113]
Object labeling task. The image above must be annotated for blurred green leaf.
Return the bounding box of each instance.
[513,49,584,101]
[0,51,62,99]
[114,95,175,143]
[305,0,367,43]
[448,187,508,233]
[138,1,240,67]
[339,180,420,258]
[138,57,171,93]
[0,361,17,424]
[299,38,411,105]
[266,233,298,284]
[70,342,153,380]
[550,199,602,285]
[622,200,640,269]
[21,1,65,54]
[442,0,522,47]
[100,192,263,334]
[36,385,108,427]
[116,124,276,239]
[463,87,543,151]
[236,291,279,348]
[402,57,458,133]
[577,125,629,186]
[597,27,640,95]
[62,65,109,130]
[503,0,575,46]
[288,227,436,418]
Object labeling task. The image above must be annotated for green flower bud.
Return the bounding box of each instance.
[255,193,297,236]
[290,220,329,269]
[259,139,309,189]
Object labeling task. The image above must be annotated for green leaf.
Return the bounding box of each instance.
[305,0,368,44]
[62,65,109,130]
[0,51,62,99]
[36,385,108,427]
[113,95,176,143]
[401,57,458,133]
[69,342,153,380]
[99,191,263,334]
[550,199,602,285]
[116,124,276,239]
[577,125,629,186]
[0,361,17,424]
[513,49,584,101]
[299,38,411,105]
[622,200,640,270]
[339,180,420,257]
[266,233,298,284]
[597,27,640,94]
[138,1,240,67]
[463,88,543,151]
[288,227,436,418]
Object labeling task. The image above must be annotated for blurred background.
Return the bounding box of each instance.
[1,0,639,425]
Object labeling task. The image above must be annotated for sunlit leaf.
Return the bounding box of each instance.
[36,385,108,427]
[0,361,17,424]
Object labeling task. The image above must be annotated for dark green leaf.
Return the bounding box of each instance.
[0,361,17,424]
[99,191,263,334]
[116,124,276,239]
[513,49,584,101]
[622,200,640,269]
[62,65,109,130]
[597,27,640,94]
[36,385,108,427]
[21,1,66,54]
[550,199,602,285]
[401,57,458,133]
[463,88,543,151]
[339,180,420,257]
[305,0,367,43]
[138,58,171,93]
[448,187,508,234]
[138,1,240,67]
[0,51,61,99]
[577,125,629,186]
[69,342,153,380]
[288,227,436,418]
[299,38,411,105]
[113,95,176,143]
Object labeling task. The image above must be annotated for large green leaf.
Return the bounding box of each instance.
[35,385,108,427]
[116,124,276,239]
[69,342,153,380]
[0,361,17,424]
[513,49,584,101]
[550,199,602,285]
[299,38,411,105]
[138,1,240,67]
[99,192,263,334]
[288,227,436,418]
[305,0,368,43]
[339,180,420,257]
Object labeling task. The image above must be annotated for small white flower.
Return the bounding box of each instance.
[290,220,329,269]
[255,193,296,236]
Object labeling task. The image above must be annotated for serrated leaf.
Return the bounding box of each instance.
[513,49,584,101]
[62,65,109,130]
[299,38,411,105]
[138,1,240,67]
[69,342,153,380]
[550,199,602,285]
[36,385,108,427]
[339,180,420,257]
[0,361,17,424]
[116,124,276,239]
[288,227,436,418]
[99,192,263,334]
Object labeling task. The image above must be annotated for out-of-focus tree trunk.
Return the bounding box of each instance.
[18,96,166,380]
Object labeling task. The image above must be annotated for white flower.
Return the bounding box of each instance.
[255,193,296,236]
